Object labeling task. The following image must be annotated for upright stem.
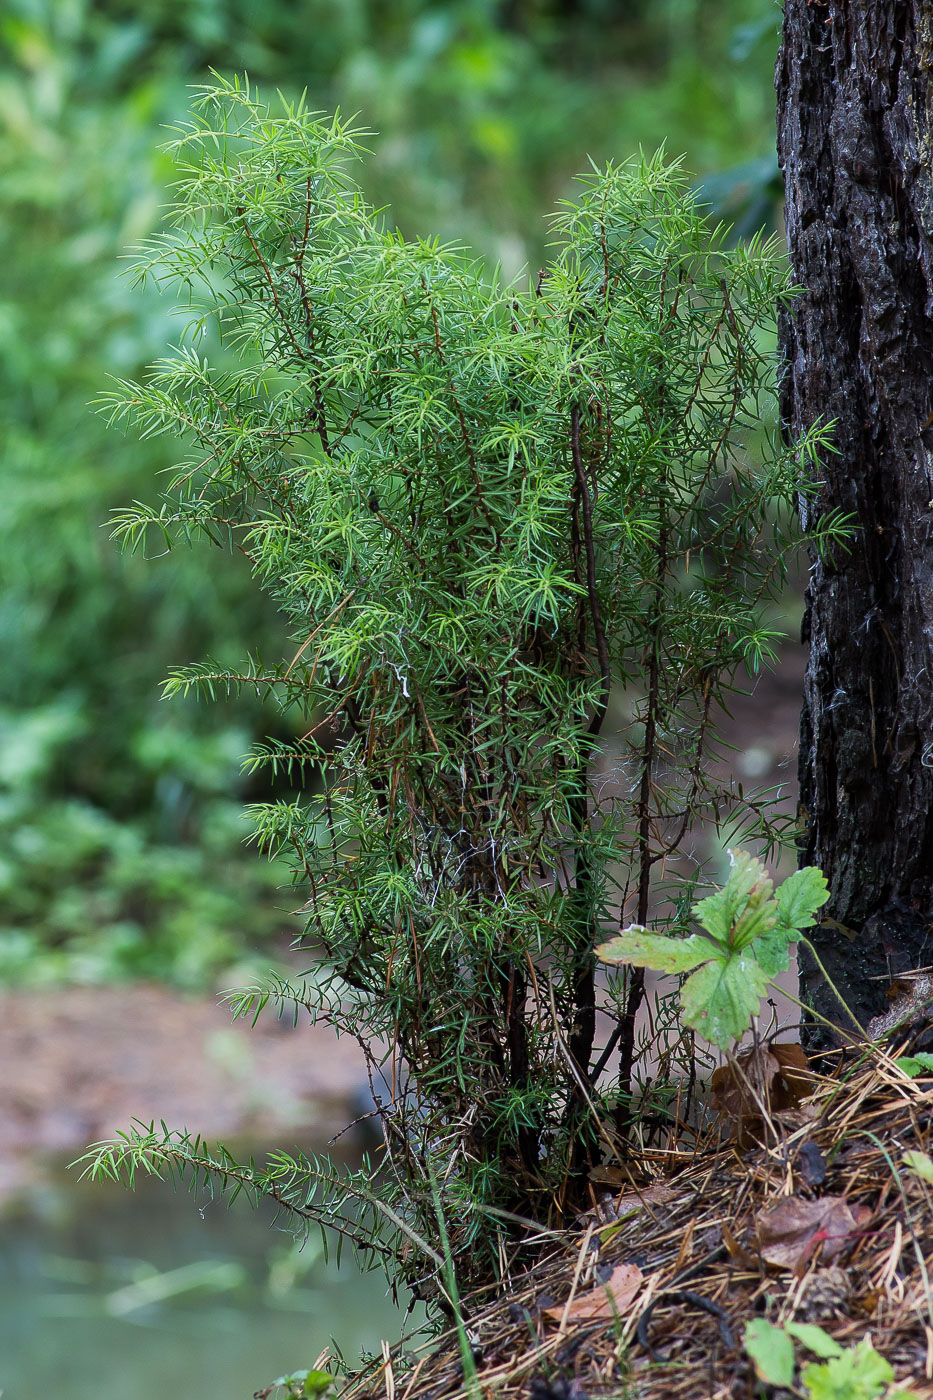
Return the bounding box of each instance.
[615,524,668,1122]
[565,401,612,1176]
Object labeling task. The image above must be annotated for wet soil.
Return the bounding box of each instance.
[0,982,369,1200]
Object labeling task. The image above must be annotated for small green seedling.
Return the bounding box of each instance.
[801,1338,916,1400]
[895,1053,933,1078]
[597,850,829,1049]
[269,1371,334,1400]
[743,1320,916,1400]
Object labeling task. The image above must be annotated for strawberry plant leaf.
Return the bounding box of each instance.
[680,952,771,1047]
[732,900,777,952]
[774,865,830,933]
[690,887,734,945]
[895,1053,933,1078]
[800,1339,893,1400]
[748,922,793,978]
[596,851,830,1051]
[692,850,772,946]
[596,928,713,974]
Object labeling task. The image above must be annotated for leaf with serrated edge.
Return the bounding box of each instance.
[726,849,773,903]
[596,929,713,974]
[895,1052,933,1078]
[693,849,772,947]
[744,1319,795,1387]
[689,887,733,944]
[732,901,777,952]
[602,854,828,1051]
[774,866,829,932]
[680,953,771,1048]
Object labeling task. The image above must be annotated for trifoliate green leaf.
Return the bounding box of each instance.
[744,1319,795,1387]
[774,865,829,933]
[601,856,832,1049]
[596,928,713,974]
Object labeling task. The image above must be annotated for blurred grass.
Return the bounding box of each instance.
[0,0,781,986]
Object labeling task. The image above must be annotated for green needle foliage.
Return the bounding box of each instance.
[95,75,844,1294]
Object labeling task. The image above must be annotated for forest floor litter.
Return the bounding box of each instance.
[341,1047,933,1400]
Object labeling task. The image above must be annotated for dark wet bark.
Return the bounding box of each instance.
[777,2,933,1044]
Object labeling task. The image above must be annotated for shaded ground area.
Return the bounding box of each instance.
[345,1050,933,1400]
[0,983,369,1200]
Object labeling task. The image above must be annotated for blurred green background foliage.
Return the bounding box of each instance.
[0,0,780,986]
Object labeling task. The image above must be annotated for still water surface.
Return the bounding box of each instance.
[1,1163,409,1398]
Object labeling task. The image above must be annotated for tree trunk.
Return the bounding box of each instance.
[777,2,933,1044]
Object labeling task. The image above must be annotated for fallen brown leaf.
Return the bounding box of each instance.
[755,1194,871,1271]
[712,1043,811,1126]
[772,1103,821,1129]
[599,1182,678,1222]
[542,1262,644,1324]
